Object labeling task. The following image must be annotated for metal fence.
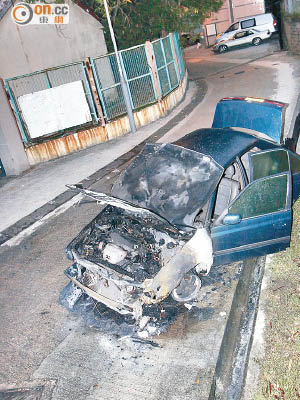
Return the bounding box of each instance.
[152,35,179,97]
[90,43,157,121]
[4,62,97,144]
[5,33,186,143]
[172,32,186,80]
[90,33,185,121]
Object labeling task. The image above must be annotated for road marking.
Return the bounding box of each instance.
[1,193,83,247]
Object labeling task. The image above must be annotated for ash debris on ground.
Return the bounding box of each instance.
[60,283,184,339]
[59,261,241,340]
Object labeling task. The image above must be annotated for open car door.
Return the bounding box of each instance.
[211,148,292,266]
[212,97,287,144]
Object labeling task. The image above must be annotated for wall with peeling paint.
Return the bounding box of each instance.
[25,72,188,165]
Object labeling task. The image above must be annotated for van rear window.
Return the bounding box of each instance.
[241,18,256,29]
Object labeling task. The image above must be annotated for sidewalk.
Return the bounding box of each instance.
[0,80,201,239]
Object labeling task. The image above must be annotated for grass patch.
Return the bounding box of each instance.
[254,199,300,399]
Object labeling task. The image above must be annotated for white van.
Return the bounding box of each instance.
[216,13,277,43]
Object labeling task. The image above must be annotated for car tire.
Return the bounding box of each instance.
[171,273,201,302]
[252,37,262,46]
[218,44,228,53]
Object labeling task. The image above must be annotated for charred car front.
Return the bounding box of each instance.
[63,143,219,320]
[61,97,300,323]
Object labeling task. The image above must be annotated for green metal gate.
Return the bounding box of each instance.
[4,62,98,144]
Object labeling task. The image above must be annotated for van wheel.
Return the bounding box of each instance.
[252,37,262,46]
[219,45,228,53]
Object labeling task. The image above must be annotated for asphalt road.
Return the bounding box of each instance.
[1,37,298,400]
[184,36,281,79]
[0,162,241,400]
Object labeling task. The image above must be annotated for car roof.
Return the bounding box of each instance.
[174,128,279,167]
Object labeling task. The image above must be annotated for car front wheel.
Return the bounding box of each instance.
[219,44,228,53]
[252,37,262,46]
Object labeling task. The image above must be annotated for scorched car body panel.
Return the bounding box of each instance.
[60,97,300,324]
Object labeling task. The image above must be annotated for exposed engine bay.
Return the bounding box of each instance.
[73,205,186,281]
[63,197,213,323]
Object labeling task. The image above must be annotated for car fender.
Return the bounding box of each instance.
[142,228,213,302]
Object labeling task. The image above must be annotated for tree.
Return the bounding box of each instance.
[80,0,223,50]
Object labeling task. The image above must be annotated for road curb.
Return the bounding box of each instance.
[0,79,208,247]
[209,257,265,400]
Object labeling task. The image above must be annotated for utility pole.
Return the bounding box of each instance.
[228,0,234,23]
[103,0,137,133]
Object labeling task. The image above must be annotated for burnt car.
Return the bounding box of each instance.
[61,97,300,324]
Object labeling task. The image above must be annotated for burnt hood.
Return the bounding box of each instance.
[112,143,223,226]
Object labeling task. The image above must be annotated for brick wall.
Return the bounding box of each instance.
[283,17,300,54]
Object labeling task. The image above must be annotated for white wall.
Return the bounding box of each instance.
[0,0,108,79]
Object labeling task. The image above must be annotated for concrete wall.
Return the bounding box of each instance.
[283,17,300,54]
[0,0,107,79]
[0,80,29,175]
[283,0,300,14]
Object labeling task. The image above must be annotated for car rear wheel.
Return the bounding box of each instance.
[252,37,262,46]
[219,44,228,53]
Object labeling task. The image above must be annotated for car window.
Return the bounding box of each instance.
[289,152,300,174]
[228,174,288,219]
[235,31,247,39]
[240,146,262,181]
[226,22,239,32]
[250,149,289,180]
[241,18,256,29]
[213,163,242,218]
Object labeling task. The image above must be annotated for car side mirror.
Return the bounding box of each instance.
[223,213,241,225]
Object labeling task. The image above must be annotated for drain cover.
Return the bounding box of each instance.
[0,380,55,400]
